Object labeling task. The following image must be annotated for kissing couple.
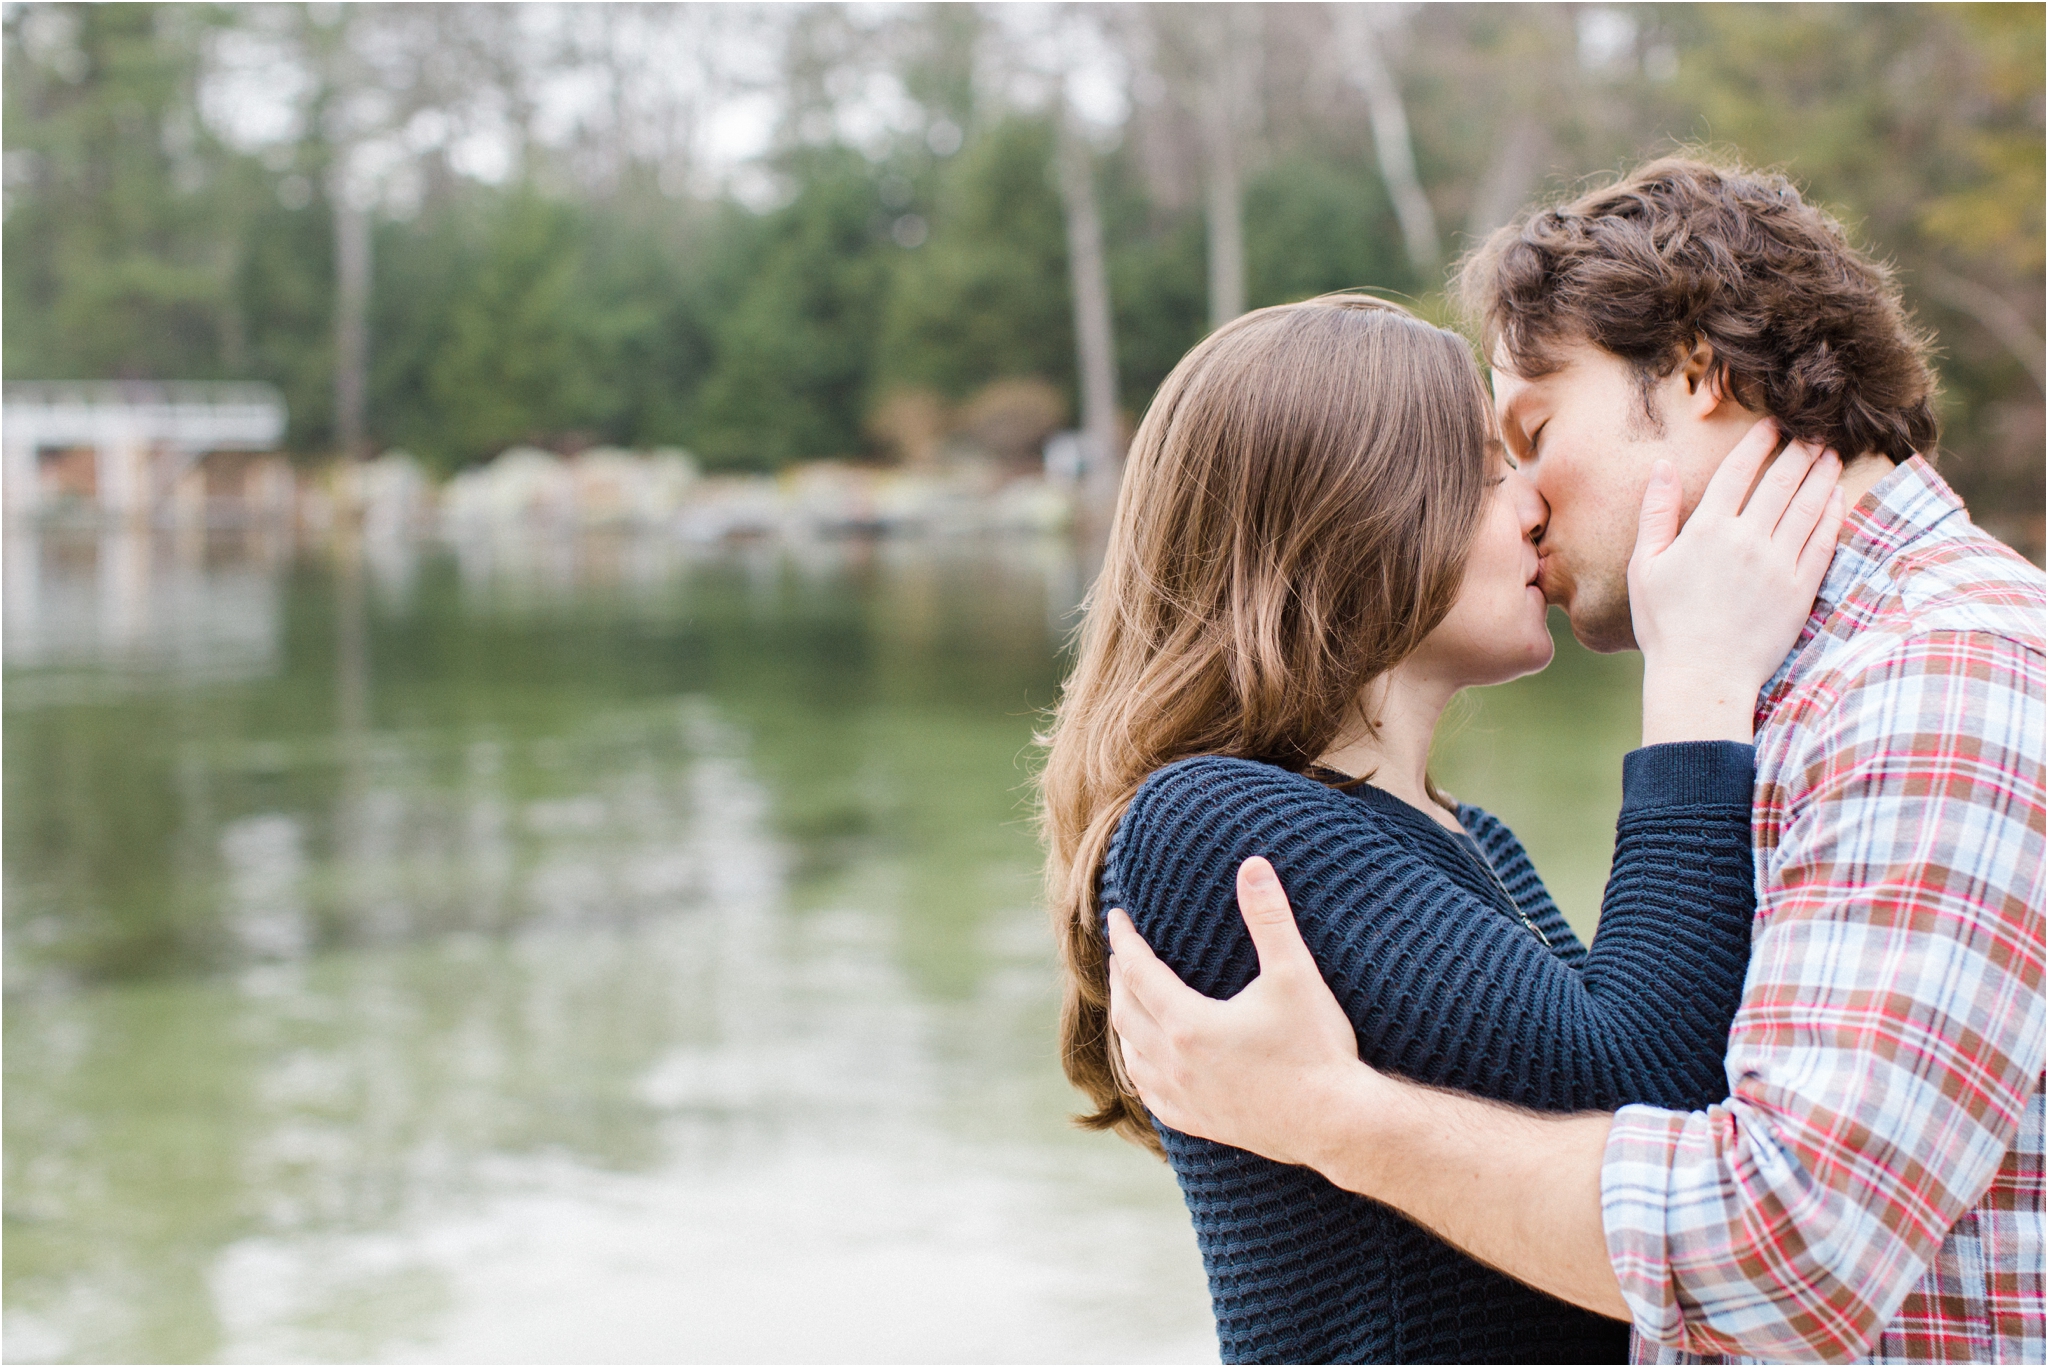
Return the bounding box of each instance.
[1039,158,2043,1364]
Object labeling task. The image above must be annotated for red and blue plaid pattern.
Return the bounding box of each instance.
[1603,458,2046,1365]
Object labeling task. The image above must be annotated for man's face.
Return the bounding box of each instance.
[1491,339,1756,653]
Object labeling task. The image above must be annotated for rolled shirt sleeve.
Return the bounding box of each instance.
[1601,628,2047,1363]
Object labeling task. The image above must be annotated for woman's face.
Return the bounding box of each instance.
[1410,446,1556,688]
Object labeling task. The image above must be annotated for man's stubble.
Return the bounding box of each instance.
[1550,560,1638,655]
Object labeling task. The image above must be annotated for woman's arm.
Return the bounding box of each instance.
[1110,746,1754,1117]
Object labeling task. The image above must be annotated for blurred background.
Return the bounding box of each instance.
[3,4,2041,1362]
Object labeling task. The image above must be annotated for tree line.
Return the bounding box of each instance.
[4,3,2040,546]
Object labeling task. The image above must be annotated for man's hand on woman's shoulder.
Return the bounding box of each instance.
[1106,855,1370,1170]
[1112,855,1636,1321]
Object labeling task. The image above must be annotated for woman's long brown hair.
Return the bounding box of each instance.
[1037,295,1496,1154]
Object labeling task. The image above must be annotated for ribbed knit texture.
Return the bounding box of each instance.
[1101,742,1758,1364]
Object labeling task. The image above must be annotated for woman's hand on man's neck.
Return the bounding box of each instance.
[1314,665,1465,832]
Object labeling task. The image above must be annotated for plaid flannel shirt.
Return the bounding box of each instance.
[1603,457,2046,1365]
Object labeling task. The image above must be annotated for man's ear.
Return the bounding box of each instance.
[1679,337,1730,417]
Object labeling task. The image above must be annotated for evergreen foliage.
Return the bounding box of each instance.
[4,5,241,381]
[693,148,896,470]
[880,117,1074,405]
[425,193,599,464]
[2,3,2039,545]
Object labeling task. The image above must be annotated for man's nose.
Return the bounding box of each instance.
[1509,465,1549,544]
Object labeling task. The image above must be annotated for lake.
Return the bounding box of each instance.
[3,523,1641,1364]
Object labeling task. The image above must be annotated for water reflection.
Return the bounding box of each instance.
[5,523,1639,1364]
[3,524,288,697]
[5,525,1212,1363]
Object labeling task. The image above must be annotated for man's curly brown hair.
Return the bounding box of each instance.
[1457,157,1939,465]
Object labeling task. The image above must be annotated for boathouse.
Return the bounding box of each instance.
[3,381,289,522]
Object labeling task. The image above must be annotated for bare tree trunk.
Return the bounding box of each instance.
[1465,118,1551,245]
[1334,7,1439,277]
[312,4,371,473]
[1202,85,1245,330]
[331,174,371,466]
[1056,101,1123,516]
[301,4,370,474]
[1191,4,1257,330]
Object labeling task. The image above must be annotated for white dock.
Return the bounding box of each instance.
[3,381,288,521]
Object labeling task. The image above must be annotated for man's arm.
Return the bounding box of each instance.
[1106,861,1629,1319]
[1598,628,2045,1361]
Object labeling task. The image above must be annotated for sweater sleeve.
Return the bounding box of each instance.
[1104,744,1757,1114]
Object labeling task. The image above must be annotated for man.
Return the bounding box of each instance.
[1106,158,2044,1363]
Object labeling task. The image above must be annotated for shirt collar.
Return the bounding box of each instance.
[1760,455,1963,700]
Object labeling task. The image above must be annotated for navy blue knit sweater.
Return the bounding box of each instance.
[1101,742,1757,1365]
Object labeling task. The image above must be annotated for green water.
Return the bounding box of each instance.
[4,525,1641,1364]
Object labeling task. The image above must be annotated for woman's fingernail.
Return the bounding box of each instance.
[1241,857,1277,890]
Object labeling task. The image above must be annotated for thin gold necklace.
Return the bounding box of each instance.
[1464,836,1554,950]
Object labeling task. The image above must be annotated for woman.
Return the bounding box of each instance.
[1037,296,1839,1362]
